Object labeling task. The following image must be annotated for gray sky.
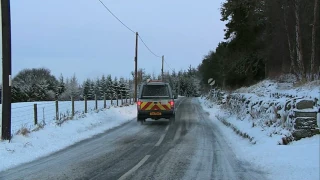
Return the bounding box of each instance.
[1,0,225,83]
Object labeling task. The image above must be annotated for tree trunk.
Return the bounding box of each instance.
[310,0,319,80]
[265,60,268,78]
[282,4,298,77]
[294,0,305,80]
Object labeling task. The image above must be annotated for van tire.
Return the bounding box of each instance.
[137,115,145,124]
[169,115,175,124]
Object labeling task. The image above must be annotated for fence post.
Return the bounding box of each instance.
[55,100,59,120]
[95,94,98,110]
[104,93,106,109]
[34,104,38,125]
[84,96,87,113]
[71,96,75,117]
[111,95,113,105]
[43,107,45,123]
[117,93,119,106]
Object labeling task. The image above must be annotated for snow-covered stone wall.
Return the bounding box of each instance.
[209,80,320,141]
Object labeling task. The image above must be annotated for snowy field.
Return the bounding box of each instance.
[0,103,137,172]
[0,99,132,134]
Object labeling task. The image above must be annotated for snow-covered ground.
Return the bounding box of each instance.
[0,103,137,172]
[0,99,131,134]
[1,79,319,178]
[199,79,320,180]
[235,79,320,99]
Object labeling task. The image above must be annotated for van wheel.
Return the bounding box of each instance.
[138,116,145,124]
[140,119,146,125]
[169,116,175,124]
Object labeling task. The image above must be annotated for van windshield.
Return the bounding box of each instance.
[141,84,170,99]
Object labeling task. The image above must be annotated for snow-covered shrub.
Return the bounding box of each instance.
[12,68,59,102]
[277,74,297,83]
[16,125,31,136]
[32,120,46,132]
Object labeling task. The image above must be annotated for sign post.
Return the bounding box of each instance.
[207,78,215,89]
[207,78,215,100]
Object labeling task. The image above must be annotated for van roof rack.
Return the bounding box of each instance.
[146,79,163,83]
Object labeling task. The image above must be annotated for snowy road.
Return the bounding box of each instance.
[0,98,266,180]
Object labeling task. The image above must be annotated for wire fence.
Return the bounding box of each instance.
[0,95,134,134]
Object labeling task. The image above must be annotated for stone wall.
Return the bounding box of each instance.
[292,99,319,140]
[213,91,319,140]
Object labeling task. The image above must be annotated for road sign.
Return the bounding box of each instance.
[208,78,215,86]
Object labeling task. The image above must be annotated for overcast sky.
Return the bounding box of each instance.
[1,0,226,83]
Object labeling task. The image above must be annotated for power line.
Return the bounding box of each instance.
[98,0,135,34]
[138,35,162,58]
[164,60,175,72]
[98,0,162,59]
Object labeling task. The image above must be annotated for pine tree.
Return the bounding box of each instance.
[94,78,101,99]
[119,77,126,97]
[57,74,66,98]
[70,74,80,100]
[100,75,107,96]
[34,79,49,100]
[83,79,91,99]
[106,75,113,99]
[89,81,95,100]
[113,77,119,98]
[124,79,130,99]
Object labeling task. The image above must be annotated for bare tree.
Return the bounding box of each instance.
[282,2,297,76]
[294,0,305,80]
[310,0,319,80]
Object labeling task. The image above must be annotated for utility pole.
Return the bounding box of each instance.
[1,0,12,140]
[161,55,164,81]
[134,32,138,102]
[178,77,180,96]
